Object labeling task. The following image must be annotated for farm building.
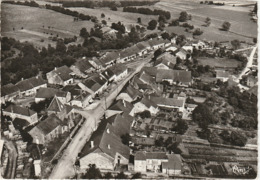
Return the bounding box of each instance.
[46,65,74,86]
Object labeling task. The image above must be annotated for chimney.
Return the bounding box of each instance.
[123,100,126,107]
[107,144,111,149]
[107,128,110,134]
[36,76,38,79]
[21,77,24,81]
[54,67,57,70]
[90,141,94,148]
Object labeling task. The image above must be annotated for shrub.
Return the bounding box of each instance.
[222,21,231,31]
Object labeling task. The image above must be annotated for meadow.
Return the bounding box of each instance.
[2,4,95,48]
[197,57,242,68]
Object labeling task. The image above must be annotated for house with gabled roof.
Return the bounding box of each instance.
[118,45,140,63]
[130,96,159,116]
[3,105,38,125]
[79,120,130,171]
[1,83,20,103]
[35,87,59,103]
[136,41,151,55]
[70,59,95,78]
[141,67,158,78]
[15,76,47,97]
[47,96,67,120]
[247,75,257,87]
[99,51,120,68]
[134,151,169,173]
[29,114,65,144]
[89,57,104,71]
[148,38,171,50]
[149,96,185,112]
[46,65,73,86]
[105,99,134,118]
[116,85,142,103]
[215,70,229,82]
[109,64,128,82]
[175,48,190,60]
[155,52,176,70]
[156,69,192,87]
[100,68,116,82]
[162,154,182,175]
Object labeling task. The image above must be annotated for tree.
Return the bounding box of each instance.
[83,164,102,179]
[179,11,189,22]
[147,19,158,30]
[222,21,231,31]
[115,172,128,179]
[137,110,151,119]
[101,13,105,18]
[169,19,179,26]
[56,40,66,53]
[161,32,170,40]
[101,20,107,25]
[253,37,257,44]
[173,119,188,134]
[158,15,167,23]
[176,35,186,45]
[231,39,241,50]
[193,28,203,36]
[205,17,211,26]
[132,172,142,179]
[121,133,130,146]
[192,104,214,129]
[103,172,113,179]
[155,136,164,146]
[80,28,89,38]
[137,17,141,23]
[230,131,247,146]
[110,6,117,11]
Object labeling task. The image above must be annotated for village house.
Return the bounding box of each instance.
[156,69,192,87]
[100,68,116,83]
[246,75,258,87]
[29,114,66,144]
[130,96,159,116]
[134,151,168,173]
[79,121,130,171]
[215,70,229,82]
[175,48,190,60]
[192,40,207,50]
[162,154,182,175]
[3,105,38,125]
[148,38,171,50]
[70,59,95,78]
[141,67,158,78]
[99,51,120,68]
[136,41,151,55]
[109,65,128,82]
[15,76,47,97]
[166,44,179,52]
[105,99,134,118]
[89,57,104,71]
[55,91,71,104]
[149,96,185,112]
[116,85,142,103]
[1,83,20,103]
[118,45,140,63]
[155,52,176,70]
[46,65,74,86]
[35,87,59,103]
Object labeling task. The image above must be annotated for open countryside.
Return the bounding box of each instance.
[1,0,258,179]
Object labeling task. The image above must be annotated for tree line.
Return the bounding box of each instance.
[3,0,39,7]
[123,7,171,20]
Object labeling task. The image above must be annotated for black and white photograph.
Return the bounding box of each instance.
[1,0,258,179]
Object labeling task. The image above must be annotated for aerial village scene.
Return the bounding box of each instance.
[0,0,258,179]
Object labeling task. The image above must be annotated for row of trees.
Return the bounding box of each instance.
[3,0,39,7]
[123,7,171,20]
[45,4,97,22]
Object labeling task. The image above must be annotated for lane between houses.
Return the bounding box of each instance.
[49,59,150,179]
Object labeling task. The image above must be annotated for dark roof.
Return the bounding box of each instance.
[34,114,63,135]
[135,151,168,160]
[109,64,128,76]
[15,79,34,92]
[139,72,155,84]
[125,85,142,99]
[140,97,158,108]
[75,59,95,74]
[80,119,130,160]
[4,105,37,117]
[108,99,133,113]
[141,67,158,77]
[62,84,82,96]
[137,83,153,90]
[162,154,182,170]
[50,65,73,81]
[35,88,59,99]
[92,75,107,86]
[120,45,140,58]
[101,68,115,80]
[100,51,119,64]
[106,113,133,137]
[1,83,20,96]
[82,78,102,92]
[136,41,150,50]
[148,38,170,47]
[27,76,46,87]
[47,96,65,112]
[156,69,192,83]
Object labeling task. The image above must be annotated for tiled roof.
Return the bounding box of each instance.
[108,99,133,114]
[120,45,140,58]
[75,59,95,74]
[27,76,46,87]
[33,114,63,135]
[136,41,150,50]
[4,105,36,117]
[100,51,119,64]
[1,83,20,96]
[47,96,65,112]
[141,67,158,77]
[156,69,192,83]
[135,151,168,160]
[15,79,34,92]
[80,119,130,160]
[92,75,107,86]
[148,38,170,47]
[125,85,142,99]
[101,68,115,80]
[139,72,155,84]
[109,64,128,76]
[162,154,182,170]
[82,78,102,92]
[35,87,59,99]
[140,96,158,108]
[50,65,73,81]
[62,84,81,96]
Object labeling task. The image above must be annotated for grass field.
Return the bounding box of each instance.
[2,4,95,48]
[197,57,242,68]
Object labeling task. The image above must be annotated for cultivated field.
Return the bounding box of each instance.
[2,4,95,48]
[197,57,242,68]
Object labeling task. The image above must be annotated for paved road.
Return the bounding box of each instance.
[49,58,150,179]
[2,137,18,179]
